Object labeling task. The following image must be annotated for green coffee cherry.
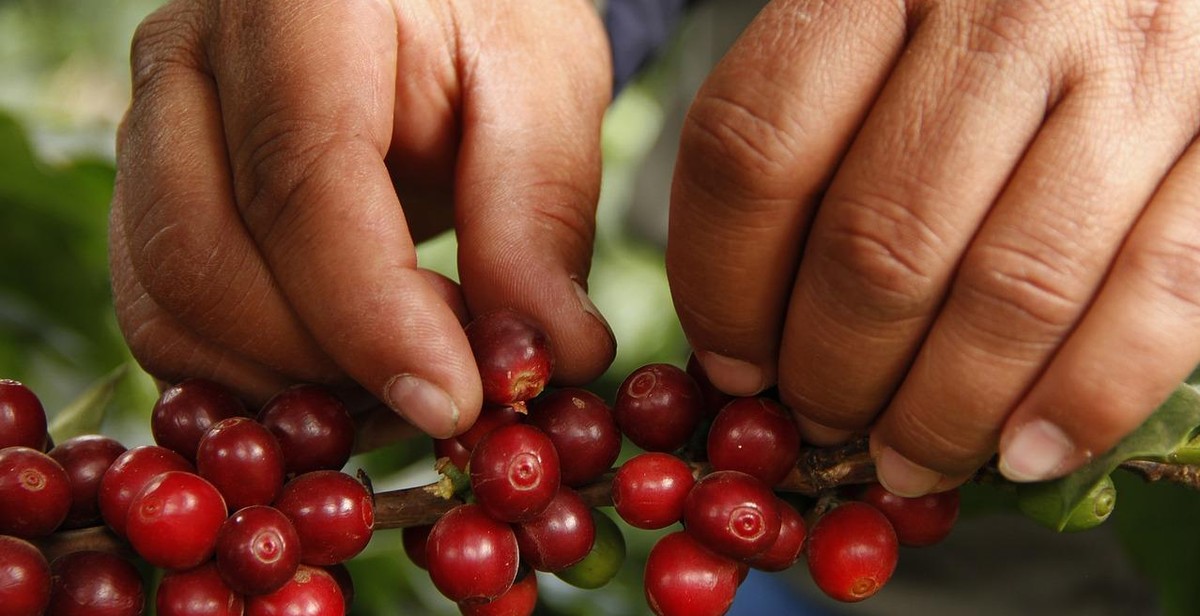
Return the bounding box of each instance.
[1017,474,1116,532]
[554,509,626,589]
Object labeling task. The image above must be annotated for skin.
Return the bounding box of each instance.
[113,0,1200,495]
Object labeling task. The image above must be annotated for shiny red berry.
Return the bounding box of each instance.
[459,568,538,616]
[98,445,194,537]
[322,563,354,611]
[682,470,781,561]
[155,561,244,616]
[806,501,898,603]
[426,503,519,604]
[527,388,621,487]
[466,309,554,408]
[457,404,523,452]
[47,551,145,616]
[257,384,355,475]
[707,397,800,487]
[513,487,595,572]
[747,498,806,572]
[274,471,374,565]
[0,446,72,538]
[860,482,959,547]
[432,437,472,471]
[611,452,694,530]
[216,505,302,596]
[613,364,703,452]
[402,524,433,570]
[644,531,741,616]
[197,417,286,509]
[0,535,51,616]
[126,471,227,570]
[245,565,344,616]
[152,378,247,462]
[48,435,127,529]
[0,380,47,452]
[469,424,560,523]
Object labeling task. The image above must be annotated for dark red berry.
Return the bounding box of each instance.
[465,309,553,408]
[258,384,355,475]
[513,487,595,572]
[245,565,344,616]
[457,404,523,452]
[682,470,781,561]
[155,561,244,616]
[47,551,145,616]
[98,445,194,537]
[527,388,621,487]
[686,354,734,419]
[0,535,51,616]
[432,437,472,471]
[322,563,354,611]
[216,505,302,596]
[644,531,741,616]
[459,568,538,616]
[126,471,227,570]
[0,446,72,537]
[860,483,959,547]
[747,498,806,572]
[611,452,694,530]
[806,501,898,603]
[707,397,800,487]
[402,524,433,570]
[469,424,561,523]
[274,471,374,566]
[152,378,247,462]
[0,380,47,452]
[613,364,703,452]
[197,417,286,509]
[48,435,127,529]
[426,503,519,604]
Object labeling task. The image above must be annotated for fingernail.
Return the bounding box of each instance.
[694,350,764,396]
[875,447,943,498]
[385,375,460,439]
[572,278,614,344]
[793,413,854,447]
[999,419,1074,482]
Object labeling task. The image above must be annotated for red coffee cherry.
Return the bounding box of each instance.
[47,551,145,616]
[257,384,355,475]
[152,378,247,462]
[0,446,72,538]
[98,445,194,537]
[274,471,374,566]
[513,487,595,572]
[613,364,703,453]
[465,309,554,409]
[402,524,433,570]
[322,563,355,611]
[432,436,472,471]
[527,388,621,487]
[197,417,286,509]
[245,565,344,616]
[611,452,695,530]
[0,379,47,452]
[747,498,807,572]
[682,470,781,561]
[126,471,228,570]
[469,424,561,523]
[156,561,244,616]
[644,531,741,616]
[459,568,538,616]
[456,404,523,452]
[216,505,302,596]
[860,482,960,547]
[425,503,519,604]
[0,535,52,616]
[48,435,127,529]
[707,397,800,487]
[806,501,899,603]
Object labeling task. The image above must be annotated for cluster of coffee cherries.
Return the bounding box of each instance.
[400,310,962,615]
[0,377,369,615]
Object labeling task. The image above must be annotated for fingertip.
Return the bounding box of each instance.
[998,418,1079,483]
[792,412,855,447]
[692,350,767,397]
[871,441,944,498]
[385,374,471,440]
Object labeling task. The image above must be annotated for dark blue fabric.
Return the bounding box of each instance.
[604,0,693,93]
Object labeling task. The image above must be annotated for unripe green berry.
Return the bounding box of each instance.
[1017,474,1116,532]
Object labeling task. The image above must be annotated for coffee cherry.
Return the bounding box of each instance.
[644,531,741,616]
[527,388,621,487]
[274,471,374,566]
[686,354,733,419]
[459,568,538,616]
[257,384,355,475]
[682,470,781,561]
[197,417,286,509]
[469,424,560,523]
[322,563,355,611]
[433,437,472,471]
[402,524,433,570]
[747,498,806,572]
[860,483,959,547]
[156,562,244,616]
[513,487,595,572]
[1017,474,1116,533]
[806,501,898,603]
[426,503,519,604]
[48,435,127,529]
[98,445,194,537]
[613,364,703,453]
[457,404,523,452]
[707,397,800,487]
[611,452,695,530]
[152,378,247,462]
[0,446,72,538]
[554,509,626,590]
[465,309,553,408]
[0,380,47,452]
[216,505,302,596]
[245,565,344,616]
[126,471,227,570]
[47,551,145,616]
[0,535,51,616]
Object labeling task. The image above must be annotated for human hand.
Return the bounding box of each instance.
[668,0,1200,494]
[109,0,615,438]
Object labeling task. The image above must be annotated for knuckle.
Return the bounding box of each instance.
[1125,234,1200,316]
[887,409,996,475]
[954,238,1085,339]
[680,91,805,193]
[129,0,208,96]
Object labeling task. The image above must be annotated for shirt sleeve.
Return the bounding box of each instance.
[604,0,698,93]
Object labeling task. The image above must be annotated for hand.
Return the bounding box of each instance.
[668,0,1200,494]
[109,0,615,438]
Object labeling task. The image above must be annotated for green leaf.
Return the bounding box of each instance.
[1017,383,1200,531]
[47,363,127,441]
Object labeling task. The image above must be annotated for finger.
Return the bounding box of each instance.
[451,0,616,385]
[777,3,1060,435]
[667,0,909,396]
[212,0,477,438]
[997,139,1200,482]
